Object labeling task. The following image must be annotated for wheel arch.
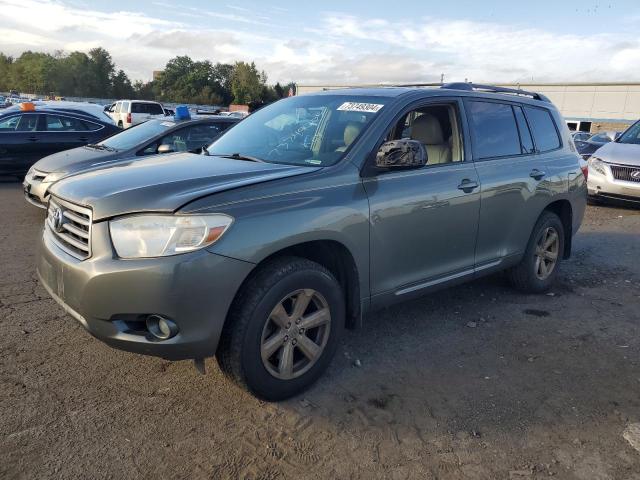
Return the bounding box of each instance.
[227,239,362,333]
[543,199,573,259]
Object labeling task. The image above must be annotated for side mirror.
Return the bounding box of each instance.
[375,139,427,169]
[157,144,174,154]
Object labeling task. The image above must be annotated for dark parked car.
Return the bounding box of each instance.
[24,112,239,208]
[37,84,586,400]
[0,105,119,178]
[574,131,618,159]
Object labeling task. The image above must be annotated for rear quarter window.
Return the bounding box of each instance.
[132,103,164,115]
[523,106,561,152]
[468,101,521,159]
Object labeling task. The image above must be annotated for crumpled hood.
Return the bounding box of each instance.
[33,146,119,174]
[594,142,640,167]
[50,152,320,220]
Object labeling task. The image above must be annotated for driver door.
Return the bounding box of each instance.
[363,99,481,304]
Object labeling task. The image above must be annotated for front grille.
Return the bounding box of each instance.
[610,164,640,183]
[46,197,92,260]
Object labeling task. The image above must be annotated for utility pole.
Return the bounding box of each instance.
[440,73,445,84]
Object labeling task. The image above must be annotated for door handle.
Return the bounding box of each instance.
[529,169,546,180]
[27,136,38,142]
[78,137,88,142]
[457,179,479,193]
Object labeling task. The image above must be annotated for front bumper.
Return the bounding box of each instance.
[37,221,254,360]
[23,171,50,209]
[587,164,640,203]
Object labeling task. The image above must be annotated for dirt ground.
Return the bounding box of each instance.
[1,181,639,480]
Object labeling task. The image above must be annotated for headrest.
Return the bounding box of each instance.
[344,122,362,147]
[411,113,444,145]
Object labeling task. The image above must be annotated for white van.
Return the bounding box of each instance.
[108,100,167,128]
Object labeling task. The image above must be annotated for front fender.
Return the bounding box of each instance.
[202,181,370,295]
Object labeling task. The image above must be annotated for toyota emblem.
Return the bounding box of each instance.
[631,170,640,180]
[51,207,64,232]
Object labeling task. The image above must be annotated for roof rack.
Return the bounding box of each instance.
[440,82,550,102]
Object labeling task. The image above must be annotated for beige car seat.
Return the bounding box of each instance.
[410,114,452,164]
[336,122,362,152]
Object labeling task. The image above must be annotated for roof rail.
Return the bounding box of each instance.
[441,82,551,102]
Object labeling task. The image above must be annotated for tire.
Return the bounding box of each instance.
[216,256,345,401]
[117,121,123,128]
[507,211,565,293]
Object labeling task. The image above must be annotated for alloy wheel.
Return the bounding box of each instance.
[260,289,331,380]
[534,226,559,280]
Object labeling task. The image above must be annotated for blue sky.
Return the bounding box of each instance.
[1,0,639,84]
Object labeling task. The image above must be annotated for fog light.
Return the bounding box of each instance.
[146,315,178,340]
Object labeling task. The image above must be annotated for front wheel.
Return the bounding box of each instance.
[507,211,565,293]
[217,256,344,401]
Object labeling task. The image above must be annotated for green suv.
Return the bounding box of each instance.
[37,84,587,400]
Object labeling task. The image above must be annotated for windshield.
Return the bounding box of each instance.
[208,95,389,166]
[99,119,174,150]
[618,121,640,145]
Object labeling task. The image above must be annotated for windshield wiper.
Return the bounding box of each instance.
[216,153,265,163]
[86,144,117,152]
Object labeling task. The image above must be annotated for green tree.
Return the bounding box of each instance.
[211,62,234,104]
[88,47,116,96]
[0,53,13,91]
[0,48,293,106]
[133,80,155,100]
[112,69,134,98]
[9,51,55,94]
[231,61,264,104]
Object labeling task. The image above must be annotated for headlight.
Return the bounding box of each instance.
[43,171,66,183]
[109,214,233,258]
[588,157,607,176]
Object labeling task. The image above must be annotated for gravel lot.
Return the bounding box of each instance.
[1,181,639,480]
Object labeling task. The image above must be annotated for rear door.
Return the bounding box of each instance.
[365,98,481,301]
[466,99,556,269]
[38,113,97,157]
[0,113,42,175]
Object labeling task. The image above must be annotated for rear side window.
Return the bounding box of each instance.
[132,103,163,115]
[121,101,130,113]
[524,106,561,152]
[468,101,521,159]
[513,106,535,154]
[44,114,88,131]
[81,120,102,131]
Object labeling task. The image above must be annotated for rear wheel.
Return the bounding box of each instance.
[507,211,564,293]
[217,256,344,401]
[117,121,123,128]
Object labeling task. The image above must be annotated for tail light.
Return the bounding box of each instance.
[126,112,132,124]
[581,165,588,181]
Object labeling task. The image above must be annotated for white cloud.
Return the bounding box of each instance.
[0,0,638,85]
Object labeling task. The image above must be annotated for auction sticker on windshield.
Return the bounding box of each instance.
[337,102,384,113]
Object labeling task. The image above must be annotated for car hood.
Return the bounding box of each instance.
[594,142,640,167]
[50,153,320,220]
[33,146,121,174]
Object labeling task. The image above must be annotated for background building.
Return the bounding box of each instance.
[296,82,640,134]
